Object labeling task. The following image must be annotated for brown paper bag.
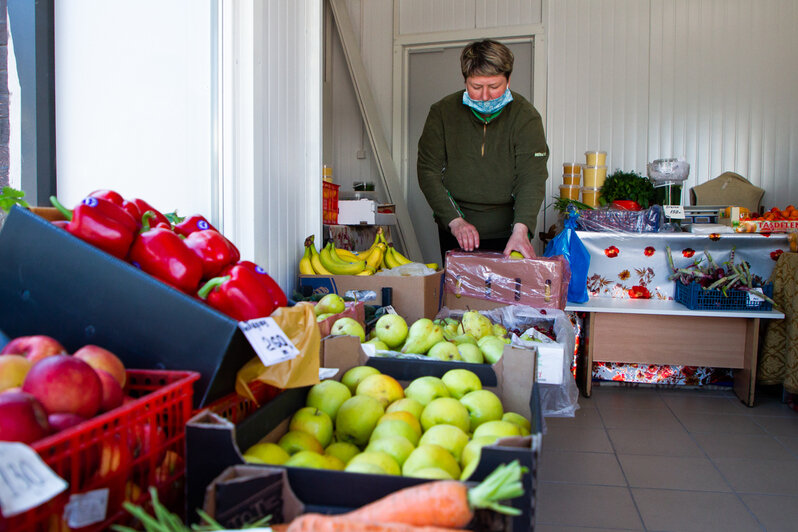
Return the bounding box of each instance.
[235,302,320,403]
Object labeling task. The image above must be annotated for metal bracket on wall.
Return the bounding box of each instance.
[328,0,422,261]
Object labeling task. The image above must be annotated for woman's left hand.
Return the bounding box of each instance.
[503,223,536,258]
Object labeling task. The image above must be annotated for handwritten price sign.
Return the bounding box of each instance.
[239,317,300,367]
[0,442,68,517]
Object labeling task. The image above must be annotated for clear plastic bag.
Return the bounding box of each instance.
[374,263,437,277]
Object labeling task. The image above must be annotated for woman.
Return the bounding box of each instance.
[417,39,549,260]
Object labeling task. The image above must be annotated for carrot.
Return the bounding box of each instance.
[285,514,469,532]
[337,460,526,528]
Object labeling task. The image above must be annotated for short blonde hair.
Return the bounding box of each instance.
[460,40,514,80]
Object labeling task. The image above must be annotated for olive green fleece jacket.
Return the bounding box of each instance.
[417,90,549,239]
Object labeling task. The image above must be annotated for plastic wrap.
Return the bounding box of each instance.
[576,204,663,233]
[444,251,571,310]
[374,262,437,276]
[438,305,579,417]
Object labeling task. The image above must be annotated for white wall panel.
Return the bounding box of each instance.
[398,0,477,35]
[477,0,542,27]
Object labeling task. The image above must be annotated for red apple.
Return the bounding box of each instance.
[73,345,127,388]
[22,354,102,418]
[47,412,87,433]
[95,369,124,413]
[0,391,51,443]
[1,335,66,364]
[128,422,167,463]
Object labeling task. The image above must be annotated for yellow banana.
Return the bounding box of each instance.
[299,243,315,275]
[307,237,332,275]
[364,243,386,270]
[383,246,403,269]
[356,266,375,276]
[320,243,366,275]
[334,245,361,262]
[388,244,413,265]
[425,262,440,271]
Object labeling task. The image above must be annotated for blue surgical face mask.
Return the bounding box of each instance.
[462,88,513,114]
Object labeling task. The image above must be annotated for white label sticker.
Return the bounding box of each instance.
[319,367,340,380]
[536,343,566,385]
[382,305,398,315]
[0,442,68,517]
[663,205,686,219]
[747,291,765,303]
[239,318,300,367]
[64,488,109,528]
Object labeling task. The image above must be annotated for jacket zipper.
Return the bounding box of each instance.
[470,108,503,158]
[482,123,486,157]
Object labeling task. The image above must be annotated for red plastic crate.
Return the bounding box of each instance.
[0,369,199,532]
[323,181,339,225]
[203,380,281,425]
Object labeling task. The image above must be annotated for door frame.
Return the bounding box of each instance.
[391,23,548,248]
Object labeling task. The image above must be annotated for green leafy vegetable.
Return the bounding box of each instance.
[0,186,30,213]
[598,170,655,208]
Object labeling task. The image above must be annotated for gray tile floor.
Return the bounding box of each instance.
[536,385,798,532]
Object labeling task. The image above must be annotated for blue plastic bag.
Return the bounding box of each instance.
[543,207,590,303]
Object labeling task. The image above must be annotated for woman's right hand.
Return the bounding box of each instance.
[449,217,480,251]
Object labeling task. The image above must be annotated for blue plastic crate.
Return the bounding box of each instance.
[674,281,773,311]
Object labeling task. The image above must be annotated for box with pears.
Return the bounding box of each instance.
[185,335,541,531]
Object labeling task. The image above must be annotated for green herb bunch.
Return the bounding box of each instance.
[598,170,655,208]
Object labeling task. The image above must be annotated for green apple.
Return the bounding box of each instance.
[502,412,532,435]
[347,450,401,476]
[306,379,352,420]
[356,373,404,407]
[385,397,424,419]
[459,389,504,432]
[441,368,482,399]
[284,450,328,469]
[365,436,415,467]
[404,376,450,406]
[335,394,384,447]
[277,430,324,455]
[289,406,334,447]
[420,397,470,433]
[426,341,462,361]
[418,424,469,462]
[363,338,389,351]
[460,435,498,468]
[242,442,290,465]
[341,365,381,394]
[402,444,461,479]
[461,310,493,340]
[324,441,360,465]
[378,411,422,437]
[314,293,345,316]
[457,344,484,364]
[460,459,478,480]
[321,454,346,470]
[472,420,522,440]
[410,467,454,480]
[478,336,506,364]
[331,317,366,342]
[344,461,386,475]
[369,418,419,446]
[374,314,409,348]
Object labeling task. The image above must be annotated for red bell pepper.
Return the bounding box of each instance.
[197,264,276,321]
[50,195,138,259]
[128,212,203,293]
[88,189,143,225]
[184,229,240,279]
[232,260,288,309]
[129,198,170,228]
[174,214,241,262]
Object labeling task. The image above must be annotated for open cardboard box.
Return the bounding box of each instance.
[298,269,444,324]
[0,206,269,408]
[185,335,541,531]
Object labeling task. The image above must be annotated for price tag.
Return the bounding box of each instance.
[382,305,398,315]
[747,291,765,304]
[64,488,108,528]
[0,442,68,517]
[663,205,686,219]
[239,318,300,367]
[319,367,339,380]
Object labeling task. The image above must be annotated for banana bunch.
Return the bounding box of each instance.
[298,228,419,276]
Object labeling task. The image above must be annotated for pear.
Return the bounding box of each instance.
[401,318,444,355]
[450,334,477,346]
[314,293,346,316]
[491,323,508,338]
[479,336,506,365]
[461,311,492,340]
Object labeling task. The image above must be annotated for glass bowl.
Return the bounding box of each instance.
[647,158,690,184]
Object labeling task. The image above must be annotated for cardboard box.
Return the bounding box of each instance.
[337,199,377,225]
[0,206,263,408]
[298,270,444,324]
[443,251,570,310]
[186,335,541,531]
